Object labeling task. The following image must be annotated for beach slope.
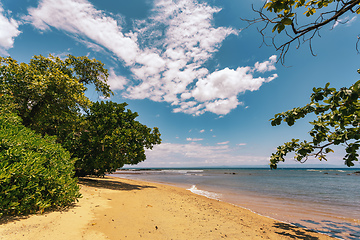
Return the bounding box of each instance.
[0,177,335,240]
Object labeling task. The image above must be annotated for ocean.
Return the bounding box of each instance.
[109,168,360,240]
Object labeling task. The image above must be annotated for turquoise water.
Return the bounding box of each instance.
[110,168,360,239]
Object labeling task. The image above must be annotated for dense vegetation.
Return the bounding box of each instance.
[0,96,80,216]
[0,55,161,215]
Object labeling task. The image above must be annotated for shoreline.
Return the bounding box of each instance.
[0,176,336,239]
[110,169,360,240]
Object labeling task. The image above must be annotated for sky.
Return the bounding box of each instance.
[1,0,359,168]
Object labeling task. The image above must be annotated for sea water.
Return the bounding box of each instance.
[110,168,360,240]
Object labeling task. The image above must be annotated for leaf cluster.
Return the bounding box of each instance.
[69,101,161,177]
[269,71,360,169]
[0,54,111,140]
[0,109,80,217]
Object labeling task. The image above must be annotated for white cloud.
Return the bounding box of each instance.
[26,0,139,65]
[200,129,205,133]
[107,68,128,90]
[26,0,278,116]
[177,56,278,115]
[186,137,203,142]
[127,142,268,167]
[333,16,357,28]
[217,141,229,145]
[0,6,21,54]
[237,143,247,146]
[254,55,277,73]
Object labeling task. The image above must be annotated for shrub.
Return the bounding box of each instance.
[0,111,81,216]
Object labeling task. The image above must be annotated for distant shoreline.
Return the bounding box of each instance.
[121,166,360,170]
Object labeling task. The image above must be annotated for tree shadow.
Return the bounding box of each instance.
[273,222,321,240]
[1,178,155,225]
[0,203,75,225]
[294,219,360,240]
[78,177,157,191]
[0,215,30,225]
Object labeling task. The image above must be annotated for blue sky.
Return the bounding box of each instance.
[1,0,359,168]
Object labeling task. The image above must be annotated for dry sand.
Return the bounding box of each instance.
[0,176,336,240]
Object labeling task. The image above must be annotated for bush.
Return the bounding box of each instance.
[0,111,81,216]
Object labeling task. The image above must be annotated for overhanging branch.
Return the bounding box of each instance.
[241,0,360,64]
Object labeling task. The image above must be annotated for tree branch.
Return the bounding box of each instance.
[241,0,360,64]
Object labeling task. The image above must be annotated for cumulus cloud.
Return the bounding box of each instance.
[0,6,21,54]
[26,0,278,115]
[254,55,277,73]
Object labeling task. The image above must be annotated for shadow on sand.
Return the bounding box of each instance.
[294,219,360,240]
[78,177,157,191]
[0,214,31,225]
[273,222,321,240]
[0,202,76,226]
[0,177,155,226]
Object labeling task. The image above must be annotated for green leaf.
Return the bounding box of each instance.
[277,24,285,33]
[282,18,293,25]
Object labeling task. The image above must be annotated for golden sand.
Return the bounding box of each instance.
[0,176,336,240]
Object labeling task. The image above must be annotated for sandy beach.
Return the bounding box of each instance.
[0,176,336,240]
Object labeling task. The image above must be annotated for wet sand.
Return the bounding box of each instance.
[0,176,336,239]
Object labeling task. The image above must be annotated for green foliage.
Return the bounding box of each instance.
[0,108,80,217]
[1,54,161,179]
[264,0,360,34]
[70,101,161,177]
[269,69,360,169]
[0,55,112,141]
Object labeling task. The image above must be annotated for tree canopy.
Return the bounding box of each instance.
[70,101,161,177]
[1,54,161,177]
[243,0,360,63]
[0,55,111,141]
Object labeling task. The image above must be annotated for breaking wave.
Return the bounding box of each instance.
[187,185,221,200]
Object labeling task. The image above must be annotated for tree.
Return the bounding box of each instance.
[0,54,111,141]
[269,70,360,169]
[241,1,360,168]
[69,101,161,177]
[242,0,360,63]
[1,55,162,176]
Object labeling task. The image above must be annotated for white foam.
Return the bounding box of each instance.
[187,185,221,200]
